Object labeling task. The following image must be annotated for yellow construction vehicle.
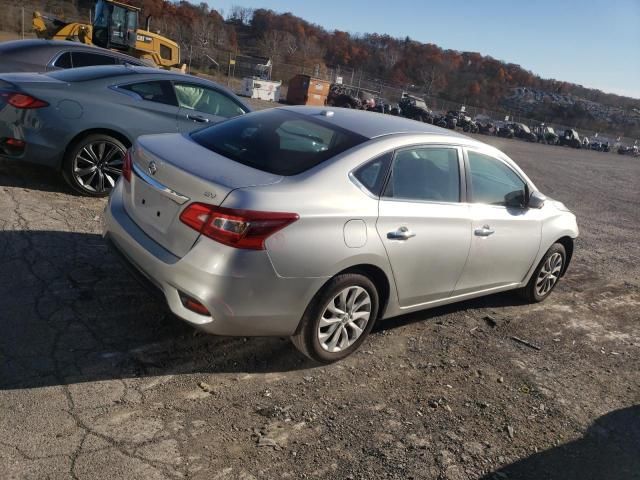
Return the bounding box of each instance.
[33,0,182,70]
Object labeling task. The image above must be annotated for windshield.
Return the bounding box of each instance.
[191,109,367,176]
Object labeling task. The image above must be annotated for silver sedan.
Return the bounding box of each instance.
[104,106,579,363]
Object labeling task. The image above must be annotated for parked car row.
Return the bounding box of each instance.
[1,39,580,362]
[472,117,635,155]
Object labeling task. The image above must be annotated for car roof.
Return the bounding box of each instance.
[0,39,147,66]
[45,65,188,82]
[42,65,251,110]
[276,106,467,140]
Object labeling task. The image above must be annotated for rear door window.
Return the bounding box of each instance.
[383,147,460,202]
[191,109,367,175]
[120,81,177,106]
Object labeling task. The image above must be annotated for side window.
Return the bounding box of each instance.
[160,44,172,61]
[383,147,460,202]
[71,52,117,67]
[467,151,526,206]
[52,52,72,69]
[174,83,247,118]
[352,152,392,196]
[119,81,177,106]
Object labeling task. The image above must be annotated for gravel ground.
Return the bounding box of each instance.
[1,104,639,480]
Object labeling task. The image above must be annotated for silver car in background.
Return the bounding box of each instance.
[104,107,579,363]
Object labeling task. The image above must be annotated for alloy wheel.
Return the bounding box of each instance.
[535,252,563,297]
[318,286,371,353]
[73,141,124,193]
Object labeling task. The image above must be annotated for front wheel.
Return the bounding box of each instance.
[62,134,127,197]
[291,273,379,363]
[519,243,566,303]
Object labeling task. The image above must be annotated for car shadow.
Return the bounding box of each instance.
[1,228,525,390]
[375,290,528,333]
[482,405,640,480]
[0,159,70,194]
[0,229,316,390]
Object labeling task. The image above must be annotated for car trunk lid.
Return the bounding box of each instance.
[123,133,283,257]
[0,72,68,87]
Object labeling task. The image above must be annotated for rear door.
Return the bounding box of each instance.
[376,146,471,307]
[453,149,542,295]
[174,82,248,131]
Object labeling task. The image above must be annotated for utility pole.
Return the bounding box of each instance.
[21,7,25,39]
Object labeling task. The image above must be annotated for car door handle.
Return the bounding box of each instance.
[387,226,416,240]
[187,114,209,123]
[474,225,495,237]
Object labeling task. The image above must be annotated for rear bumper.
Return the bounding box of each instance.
[0,106,65,168]
[103,181,326,336]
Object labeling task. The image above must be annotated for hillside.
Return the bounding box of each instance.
[2,0,638,137]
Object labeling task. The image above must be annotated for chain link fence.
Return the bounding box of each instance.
[194,52,637,148]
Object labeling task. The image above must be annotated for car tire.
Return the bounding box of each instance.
[519,243,566,303]
[291,273,379,363]
[62,133,128,197]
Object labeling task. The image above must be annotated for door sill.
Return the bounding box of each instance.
[398,283,521,311]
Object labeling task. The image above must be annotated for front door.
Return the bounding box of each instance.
[454,149,542,295]
[376,146,471,308]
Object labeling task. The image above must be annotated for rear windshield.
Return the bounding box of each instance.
[190,109,367,176]
[48,65,134,82]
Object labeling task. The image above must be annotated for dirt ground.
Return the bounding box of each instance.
[0,104,639,479]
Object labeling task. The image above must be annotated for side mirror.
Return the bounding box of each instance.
[505,190,526,208]
[528,190,546,209]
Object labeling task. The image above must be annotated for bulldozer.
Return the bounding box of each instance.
[32,0,183,70]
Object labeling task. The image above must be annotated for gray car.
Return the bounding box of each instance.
[103,107,579,363]
[0,39,150,73]
[0,65,250,196]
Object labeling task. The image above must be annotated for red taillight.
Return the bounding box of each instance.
[122,149,132,182]
[1,92,48,109]
[179,203,299,250]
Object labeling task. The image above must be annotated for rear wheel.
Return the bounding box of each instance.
[62,134,127,197]
[291,273,379,363]
[519,243,566,303]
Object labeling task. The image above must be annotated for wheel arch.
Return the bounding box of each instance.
[335,263,392,320]
[293,262,393,338]
[556,236,574,276]
[60,128,133,170]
